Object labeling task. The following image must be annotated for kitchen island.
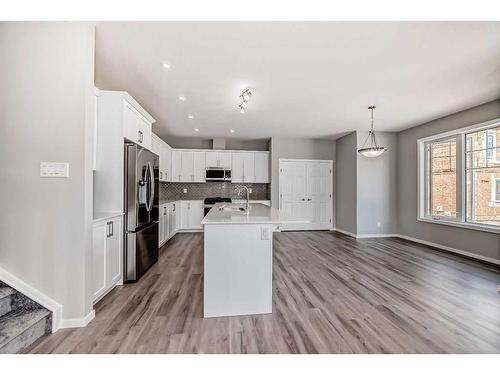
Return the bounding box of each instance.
[201,202,307,318]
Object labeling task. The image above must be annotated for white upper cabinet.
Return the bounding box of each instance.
[123,102,152,150]
[152,133,173,182]
[172,150,182,182]
[254,152,269,183]
[231,152,255,183]
[171,150,206,182]
[181,151,194,181]
[205,151,232,168]
[193,152,206,182]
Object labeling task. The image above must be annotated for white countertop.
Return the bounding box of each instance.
[93,212,124,222]
[201,203,308,225]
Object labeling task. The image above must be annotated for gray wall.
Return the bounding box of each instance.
[357,132,398,235]
[398,99,500,261]
[334,133,357,234]
[0,22,95,320]
[270,137,336,208]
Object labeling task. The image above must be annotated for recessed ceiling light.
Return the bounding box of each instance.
[188,115,194,119]
[179,96,186,101]
[230,129,235,133]
[162,63,171,69]
[240,108,245,114]
[194,128,199,132]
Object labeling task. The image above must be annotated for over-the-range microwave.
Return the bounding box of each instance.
[205,167,232,182]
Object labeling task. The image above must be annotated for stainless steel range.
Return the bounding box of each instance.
[204,197,232,216]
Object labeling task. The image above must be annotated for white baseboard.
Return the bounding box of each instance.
[60,309,95,329]
[0,266,63,333]
[394,234,500,266]
[331,229,500,266]
[331,228,358,238]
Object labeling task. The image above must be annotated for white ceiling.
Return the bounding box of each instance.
[95,22,500,140]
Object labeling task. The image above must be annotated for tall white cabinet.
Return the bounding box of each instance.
[279,159,333,231]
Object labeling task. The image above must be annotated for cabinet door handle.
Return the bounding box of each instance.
[301,198,306,201]
[160,172,163,179]
[173,204,175,211]
[138,130,143,143]
[307,198,312,201]
[110,221,114,237]
[106,222,110,237]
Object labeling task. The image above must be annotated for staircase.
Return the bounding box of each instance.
[0,281,52,353]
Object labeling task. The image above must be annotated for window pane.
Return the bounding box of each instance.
[466,126,500,227]
[429,139,457,218]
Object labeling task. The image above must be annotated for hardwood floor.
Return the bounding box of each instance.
[27,231,500,353]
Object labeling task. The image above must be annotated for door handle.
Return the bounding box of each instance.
[160,171,163,179]
[307,198,312,201]
[301,198,306,201]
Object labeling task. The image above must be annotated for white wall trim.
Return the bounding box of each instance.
[60,309,95,329]
[0,266,63,333]
[357,233,399,239]
[331,229,500,266]
[332,227,357,238]
[394,234,500,266]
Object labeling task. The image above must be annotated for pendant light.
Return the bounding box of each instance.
[357,105,387,158]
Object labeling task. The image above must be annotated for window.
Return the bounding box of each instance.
[486,132,495,160]
[418,120,500,232]
[494,178,500,204]
[424,138,457,219]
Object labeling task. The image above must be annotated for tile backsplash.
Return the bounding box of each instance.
[160,182,270,202]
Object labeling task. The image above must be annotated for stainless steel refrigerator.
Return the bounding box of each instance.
[124,143,159,282]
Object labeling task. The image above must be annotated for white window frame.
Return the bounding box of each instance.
[492,177,500,206]
[417,117,500,234]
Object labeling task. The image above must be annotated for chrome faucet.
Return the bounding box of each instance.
[237,186,251,210]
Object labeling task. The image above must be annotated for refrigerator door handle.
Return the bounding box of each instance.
[144,162,154,212]
[148,161,155,212]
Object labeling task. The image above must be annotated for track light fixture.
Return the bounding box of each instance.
[238,88,253,114]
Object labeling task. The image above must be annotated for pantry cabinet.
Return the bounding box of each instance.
[92,214,122,303]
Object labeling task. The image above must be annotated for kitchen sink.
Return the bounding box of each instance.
[219,205,247,212]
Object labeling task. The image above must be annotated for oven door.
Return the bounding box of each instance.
[205,168,226,181]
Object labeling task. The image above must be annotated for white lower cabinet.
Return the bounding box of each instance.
[179,200,204,230]
[159,202,179,246]
[92,215,122,303]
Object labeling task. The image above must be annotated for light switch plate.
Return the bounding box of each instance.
[40,162,69,177]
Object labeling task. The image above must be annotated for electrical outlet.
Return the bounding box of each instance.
[261,227,269,240]
[183,188,187,193]
[249,188,252,194]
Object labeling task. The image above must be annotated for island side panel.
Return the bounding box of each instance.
[203,223,273,318]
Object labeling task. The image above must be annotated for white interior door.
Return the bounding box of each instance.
[279,159,333,231]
